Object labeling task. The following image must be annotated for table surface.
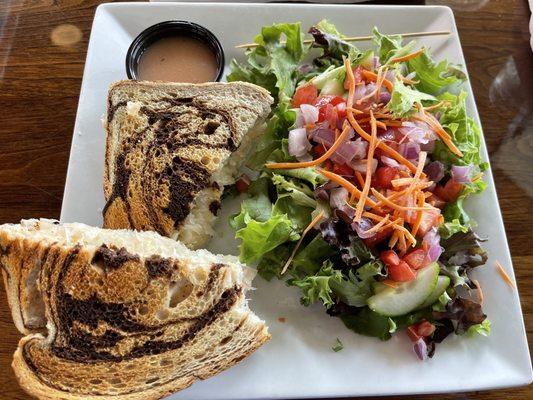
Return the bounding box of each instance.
[0,0,532,399]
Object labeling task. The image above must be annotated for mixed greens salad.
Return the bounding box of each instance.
[227,21,490,360]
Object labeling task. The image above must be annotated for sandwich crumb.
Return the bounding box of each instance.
[277,317,286,323]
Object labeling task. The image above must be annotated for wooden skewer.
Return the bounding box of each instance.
[235,30,450,49]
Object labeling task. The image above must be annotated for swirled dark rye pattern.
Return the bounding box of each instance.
[103,81,273,248]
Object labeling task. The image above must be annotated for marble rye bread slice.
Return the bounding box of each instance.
[103,80,273,249]
[0,219,269,400]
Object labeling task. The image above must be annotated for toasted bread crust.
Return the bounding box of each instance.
[103,81,273,248]
[0,220,270,399]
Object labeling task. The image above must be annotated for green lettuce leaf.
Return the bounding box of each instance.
[332,337,344,352]
[467,319,491,337]
[389,75,436,117]
[373,27,416,64]
[246,102,296,170]
[407,50,466,95]
[341,308,392,341]
[235,214,297,264]
[432,91,485,168]
[228,22,309,103]
[329,269,372,308]
[291,234,337,277]
[290,260,342,308]
[441,178,487,238]
[256,244,291,281]
[230,178,272,230]
[274,166,326,188]
[309,20,359,70]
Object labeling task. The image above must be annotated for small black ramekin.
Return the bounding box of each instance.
[125,20,225,82]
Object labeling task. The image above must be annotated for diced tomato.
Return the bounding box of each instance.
[313,144,327,157]
[333,163,353,176]
[317,106,326,123]
[434,179,464,203]
[444,179,464,202]
[416,321,436,337]
[402,249,429,270]
[406,326,422,342]
[427,193,446,209]
[417,209,441,237]
[235,174,251,193]
[292,84,318,108]
[381,250,400,266]
[388,260,416,282]
[374,166,399,189]
[330,96,345,106]
[363,227,392,247]
[324,160,334,171]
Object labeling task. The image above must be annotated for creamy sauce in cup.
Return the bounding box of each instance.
[137,36,219,83]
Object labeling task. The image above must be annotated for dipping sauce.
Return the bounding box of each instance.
[137,36,219,83]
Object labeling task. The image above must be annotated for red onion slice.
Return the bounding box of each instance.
[451,165,472,184]
[288,128,312,158]
[381,156,400,168]
[349,158,378,174]
[300,104,319,125]
[329,187,349,210]
[423,161,445,183]
[352,217,375,239]
[414,338,428,361]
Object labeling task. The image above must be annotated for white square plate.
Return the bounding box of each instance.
[60,2,532,398]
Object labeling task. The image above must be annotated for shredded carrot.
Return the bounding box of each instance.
[362,215,391,236]
[318,168,380,209]
[391,177,416,188]
[472,279,484,305]
[266,123,352,169]
[423,100,449,111]
[305,123,316,130]
[362,69,394,92]
[370,188,431,211]
[374,67,389,102]
[402,151,428,203]
[495,260,516,289]
[389,230,400,248]
[411,192,426,237]
[413,112,463,157]
[399,75,420,85]
[281,211,325,275]
[382,279,398,289]
[346,107,364,115]
[343,62,417,174]
[472,172,483,182]
[354,110,378,222]
[384,120,403,127]
[391,221,416,247]
[390,47,425,64]
[373,113,393,119]
[357,67,384,104]
[354,170,365,188]
[375,120,387,130]
[398,231,407,255]
[347,111,417,173]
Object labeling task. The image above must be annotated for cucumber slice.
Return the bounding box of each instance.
[320,79,344,96]
[416,275,451,310]
[367,263,440,317]
[372,281,387,295]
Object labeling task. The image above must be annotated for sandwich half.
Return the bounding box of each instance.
[0,219,269,400]
[103,81,273,248]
